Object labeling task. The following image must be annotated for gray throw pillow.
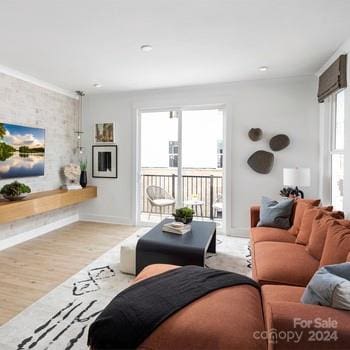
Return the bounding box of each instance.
[301,263,350,310]
[257,196,294,229]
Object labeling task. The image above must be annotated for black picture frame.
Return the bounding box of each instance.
[92,145,118,178]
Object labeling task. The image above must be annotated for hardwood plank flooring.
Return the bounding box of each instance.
[0,221,137,325]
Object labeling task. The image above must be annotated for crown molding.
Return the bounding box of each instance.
[0,64,78,99]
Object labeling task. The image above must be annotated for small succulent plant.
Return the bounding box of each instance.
[0,181,31,197]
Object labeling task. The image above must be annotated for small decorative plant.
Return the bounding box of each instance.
[173,207,195,224]
[80,159,88,172]
[0,181,31,201]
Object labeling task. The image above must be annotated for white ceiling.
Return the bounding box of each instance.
[0,0,350,94]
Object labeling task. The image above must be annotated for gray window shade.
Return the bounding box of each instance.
[318,55,347,103]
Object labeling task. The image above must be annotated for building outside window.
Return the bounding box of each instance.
[331,89,345,210]
[217,140,223,168]
[169,141,178,168]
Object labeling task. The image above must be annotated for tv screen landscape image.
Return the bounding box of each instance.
[0,122,45,179]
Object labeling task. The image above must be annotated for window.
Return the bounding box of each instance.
[331,90,345,210]
[217,140,223,168]
[169,141,178,168]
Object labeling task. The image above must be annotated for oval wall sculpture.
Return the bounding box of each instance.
[247,150,274,174]
[248,128,263,141]
[269,134,290,151]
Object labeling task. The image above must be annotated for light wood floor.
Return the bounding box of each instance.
[0,221,137,325]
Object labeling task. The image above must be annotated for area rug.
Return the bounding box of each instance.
[0,229,251,350]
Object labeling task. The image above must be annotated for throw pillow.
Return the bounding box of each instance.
[257,197,294,229]
[296,206,333,245]
[306,211,344,260]
[301,263,350,310]
[320,220,350,266]
[288,199,321,236]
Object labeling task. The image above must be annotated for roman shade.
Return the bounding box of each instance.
[318,54,347,103]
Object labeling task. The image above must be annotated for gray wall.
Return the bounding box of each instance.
[0,72,78,240]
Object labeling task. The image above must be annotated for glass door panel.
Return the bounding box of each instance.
[140,111,178,223]
[181,109,224,224]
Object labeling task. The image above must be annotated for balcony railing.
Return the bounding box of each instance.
[141,173,223,219]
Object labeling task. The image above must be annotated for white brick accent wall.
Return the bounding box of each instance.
[0,72,79,241]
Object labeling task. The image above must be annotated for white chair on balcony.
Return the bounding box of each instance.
[213,195,223,218]
[146,185,176,220]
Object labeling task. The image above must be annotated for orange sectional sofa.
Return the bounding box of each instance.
[250,199,350,349]
[134,199,350,349]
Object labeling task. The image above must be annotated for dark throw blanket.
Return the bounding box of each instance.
[88,265,259,350]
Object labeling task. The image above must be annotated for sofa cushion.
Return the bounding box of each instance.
[296,206,333,245]
[301,263,350,310]
[253,242,319,286]
[136,264,267,350]
[306,212,344,260]
[288,199,321,236]
[250,227,296,244]
[262,284,304,306]
[320,221,350,266]
[257,196,294,229]
[265,301,350,349]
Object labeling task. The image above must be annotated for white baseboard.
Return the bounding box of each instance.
[0,214,79,251]
[79,213,133,225]
[228,227,249,238]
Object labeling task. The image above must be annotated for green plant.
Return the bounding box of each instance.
[0,181,31,196]
[80,159,88,172]
[173,207,194,219]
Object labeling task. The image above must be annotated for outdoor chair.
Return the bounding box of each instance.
[146,185,176,220]
[213,195,223,218]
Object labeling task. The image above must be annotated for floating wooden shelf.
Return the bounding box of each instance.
[0,186,97,224]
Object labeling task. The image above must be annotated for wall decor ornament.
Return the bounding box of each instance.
[269,134,290,151]
[248,128,263,142]
[0,122,45,179]
[94,122,115,143]
[92,145,118,178]
[247,150,274,174]
[248,128,263,141]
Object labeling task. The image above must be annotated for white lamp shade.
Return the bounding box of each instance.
[283,168,311,187]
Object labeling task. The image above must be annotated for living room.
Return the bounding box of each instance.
[0,1,349,349]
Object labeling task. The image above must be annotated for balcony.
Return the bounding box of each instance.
[140,171,223,223]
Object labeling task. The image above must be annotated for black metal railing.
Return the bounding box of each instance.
[141,174,223,219]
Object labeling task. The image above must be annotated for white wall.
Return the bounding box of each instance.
[317,38,350,218]
[80,76,319,234]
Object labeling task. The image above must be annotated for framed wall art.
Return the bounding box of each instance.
[92,145,118,178]
[0,122,45,179]
[94,122,115,143]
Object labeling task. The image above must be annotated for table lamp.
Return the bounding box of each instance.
[283,168,310,199]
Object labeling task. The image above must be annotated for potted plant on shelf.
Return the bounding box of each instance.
[80,159,88,188]
[0,181,31,201]
[173,207,194,224]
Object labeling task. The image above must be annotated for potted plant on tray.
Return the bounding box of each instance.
[173,207,195,224]
[0,181,31,201]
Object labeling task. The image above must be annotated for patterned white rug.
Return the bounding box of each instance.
[0,229,251,350]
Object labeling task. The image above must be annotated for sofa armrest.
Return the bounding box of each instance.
[250,206,260,228]
[265,301,350,350]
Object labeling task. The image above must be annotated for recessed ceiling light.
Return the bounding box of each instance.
[259,66,269,72]
[93,83,102,88]
[140,44,153,52]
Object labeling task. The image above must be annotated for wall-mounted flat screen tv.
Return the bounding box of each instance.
[0,122,45,179]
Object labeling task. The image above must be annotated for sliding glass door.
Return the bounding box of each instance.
[138,108,224,228]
